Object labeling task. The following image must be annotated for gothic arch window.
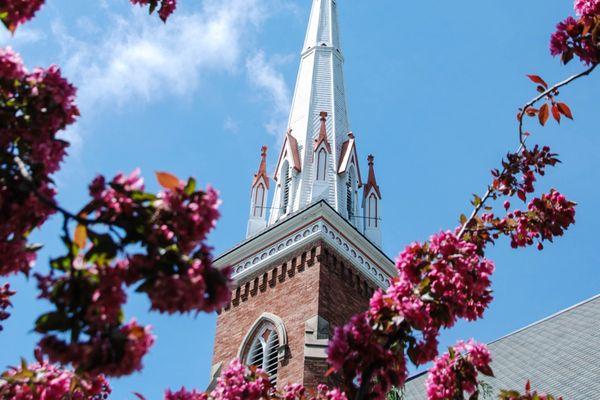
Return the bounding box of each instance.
[368,193,378,228]
[253,183,265,218]
[316,148,328,181]
[246,325,279,383]
[239,313,288,386]
[280,161,291,214]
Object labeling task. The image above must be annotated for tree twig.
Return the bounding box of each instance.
[457,64,597,240]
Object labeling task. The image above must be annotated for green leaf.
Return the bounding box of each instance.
[50,255,72,272]
[184,177,197,196]
[35,311,70,333]
[149,0,158,14]
[131,191,157,202]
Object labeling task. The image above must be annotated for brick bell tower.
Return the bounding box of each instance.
[210,0,395,390]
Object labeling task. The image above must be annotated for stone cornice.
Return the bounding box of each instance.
[215,201,395,289]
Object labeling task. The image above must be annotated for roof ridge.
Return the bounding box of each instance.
[405,292,600,383]
[487,292,600,346]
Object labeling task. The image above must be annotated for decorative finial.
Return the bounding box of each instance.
[261,145,268,159]
[368,154,374,165]
[320,111,328,120]
[348,132,355,139]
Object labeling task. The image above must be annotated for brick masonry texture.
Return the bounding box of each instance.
[212,239,376,390]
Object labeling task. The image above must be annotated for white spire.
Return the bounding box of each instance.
[269,0,366,229]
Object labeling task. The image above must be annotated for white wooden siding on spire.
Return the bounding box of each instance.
[268,0,376,235]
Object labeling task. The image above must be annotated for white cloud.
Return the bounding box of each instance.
[223,116,240,134]
[246,50,292,136]
[0,26,43,46]
[51,0,281,113]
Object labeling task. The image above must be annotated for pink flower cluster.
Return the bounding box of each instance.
[550,2,600,65]
[35,169,228,377]
[492,146,559,203]
[1,47,78,277]
[134,249,232,314]
[209,359,271,399]
[39,319,154,377]
[88,170,230,314]
[0,283,15,331]
[164,360,347,400]
[498,381,564,400]
[328,232,494,398]
[0,0,45,32]
[575,0,600,18]
[88,169,145,222]
[130,0,177,22]
[426,340,492,400]
[328,312,405,398]
[392,232,495,329]
[0,358,111,399]
[280,384,347,400]
[507,190,576,249]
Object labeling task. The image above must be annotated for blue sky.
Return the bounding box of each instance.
[1,0,599,398]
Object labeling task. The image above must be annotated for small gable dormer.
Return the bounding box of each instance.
[247,146,270,238]
[270,131,302,223]
[363,155,382,246]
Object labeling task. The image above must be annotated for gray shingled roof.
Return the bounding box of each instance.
[403,294,600,400]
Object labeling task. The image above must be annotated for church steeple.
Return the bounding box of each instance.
[269,0,368,231]
[212,2,394,391]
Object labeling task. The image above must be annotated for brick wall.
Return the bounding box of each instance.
[212,240,377,390]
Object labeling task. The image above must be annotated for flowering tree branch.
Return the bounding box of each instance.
[0,1,598,400]
[457,62,596,240]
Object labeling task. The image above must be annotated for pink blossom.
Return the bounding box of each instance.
[550,16,599,65]
[0,283,15,331]
[1,47,77,277]
[574,0,600,18]
[508,190,576,249]
[426,340,492,400]
[328,312,407,399]
[165,387,207,400]
[209,359,271,400]
[130,0,177,22]
[39,320,155,377]
[132,250,232,314]
[0,358,110,399]
[0,0,45,32]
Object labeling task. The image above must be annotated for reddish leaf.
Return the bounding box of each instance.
[552,104,561,123]
[156,171,181,190]
[525,380,531,393]
[557,102,573,119]
[133,393,146,400]
[538,103,549,126]
[477,364,495,378]
[517,190,526,202]
[527,74,548,89]
[525,108,538,117]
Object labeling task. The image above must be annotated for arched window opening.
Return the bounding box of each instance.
[346,171,355,222]
[253,183,265,218]
[280,161,291,214]
[245,325,279,385]
[316,148,328,181]
[368,193,378,228]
